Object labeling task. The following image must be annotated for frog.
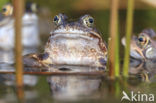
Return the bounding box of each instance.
[0,3,40,50]
[122,29,156,60]
[137,32,156,59]
[23,13,108,69]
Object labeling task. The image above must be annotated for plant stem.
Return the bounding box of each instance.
[115,17,120,77]
[123,0,134,77]
[108,0,119,79]
[13,0,24,87]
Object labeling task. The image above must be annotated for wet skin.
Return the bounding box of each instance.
[24,13,107,69]
[122,29,156,60]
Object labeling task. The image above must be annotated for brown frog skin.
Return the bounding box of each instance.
[122,29,156,60]
[122,35,145,59]
[24,13,107,69]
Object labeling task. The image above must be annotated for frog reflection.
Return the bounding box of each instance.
[0,64,38,86]
[47,67,102,101]
[129,59,156,82]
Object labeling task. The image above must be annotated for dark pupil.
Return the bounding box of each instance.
[138,37,144,42]
[2,8,6,12]
[89,18,93,23]
[54,16,59,22]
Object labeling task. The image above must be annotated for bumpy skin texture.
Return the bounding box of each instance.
[24,13,107,69]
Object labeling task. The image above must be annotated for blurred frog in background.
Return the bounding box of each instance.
[122,28,156,60]
[0,3,40,87]
[0,2,40,50]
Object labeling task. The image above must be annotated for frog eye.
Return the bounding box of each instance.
[26,2,38,13]
[138,37,145,42]
[138,35,149,47]
[2,7,8,15]
[2,8,7,12]
[2,4,13,16]
[82,15,94,27]
[53,15,61,25]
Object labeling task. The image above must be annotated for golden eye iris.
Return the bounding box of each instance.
[83,16,94,27]
[2,4,13,16]
[138,35,149,48]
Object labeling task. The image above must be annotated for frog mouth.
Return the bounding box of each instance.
[122,36,145,59]
[52,28,87,34]
[51,28,97,40]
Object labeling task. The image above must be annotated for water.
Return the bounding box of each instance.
[0,60,156,103]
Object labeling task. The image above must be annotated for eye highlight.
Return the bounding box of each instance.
[82,15,94,27]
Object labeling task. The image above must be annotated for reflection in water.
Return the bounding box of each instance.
[0,86,38,103]
[0,50,14,64]
[0,74,38,87]
[48,75,101,101]
[47,65,105,72]
[0,48,38,64]
[0,62,156,102]
[0,65,107,102]
[16,87,25,103]
[0,48,39,86]
[46,66,103,101]
[129,59,156,82]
